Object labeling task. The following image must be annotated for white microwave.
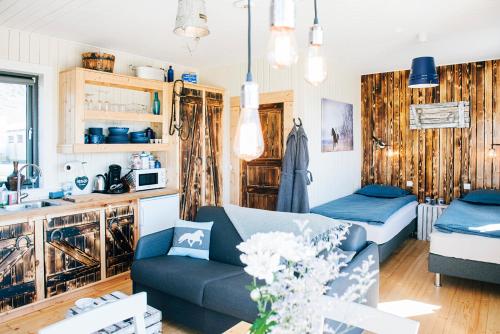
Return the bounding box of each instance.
[125,168,167,192]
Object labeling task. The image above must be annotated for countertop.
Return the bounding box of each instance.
[0,188,178,223]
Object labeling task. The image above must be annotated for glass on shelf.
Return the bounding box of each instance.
[84,93,95,110]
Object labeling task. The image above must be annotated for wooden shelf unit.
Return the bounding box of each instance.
[57,143,171,154]
[83,110,165,123]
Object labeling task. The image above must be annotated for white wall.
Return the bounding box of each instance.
[0,26,195,198]
[200,57,362,207]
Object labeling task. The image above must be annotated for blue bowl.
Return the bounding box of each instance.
[130,131,146,137]
[89,127,103,135]
[108,127,129,135]
[131,137,149,143]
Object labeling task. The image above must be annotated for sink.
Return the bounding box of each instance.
[2,201,60,212]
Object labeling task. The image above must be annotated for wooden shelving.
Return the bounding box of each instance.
[83,110,164,123]
[58,143,170,154]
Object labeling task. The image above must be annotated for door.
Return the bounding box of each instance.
[240,103,284,210]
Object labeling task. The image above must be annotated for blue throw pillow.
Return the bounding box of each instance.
[355,184,410,198]
[168,220,213,260]
[461,189,500,205]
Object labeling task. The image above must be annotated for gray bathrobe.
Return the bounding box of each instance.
[276,125,312,213]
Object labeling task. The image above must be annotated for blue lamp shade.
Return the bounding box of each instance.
[408,56,439,88]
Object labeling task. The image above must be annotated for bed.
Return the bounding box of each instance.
[428,190,500,286]
[311,185,418,263]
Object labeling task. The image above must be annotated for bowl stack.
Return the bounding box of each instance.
[130,131,149,143]
[107,127,130,143]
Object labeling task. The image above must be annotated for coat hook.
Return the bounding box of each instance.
[293,117,303,127]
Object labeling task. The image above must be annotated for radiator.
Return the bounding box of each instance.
[417,204,448,241]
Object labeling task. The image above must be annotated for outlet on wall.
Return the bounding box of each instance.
[406,180,414,188]
[464,183,471,190]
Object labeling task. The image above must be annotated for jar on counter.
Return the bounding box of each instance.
[140,152,150,170]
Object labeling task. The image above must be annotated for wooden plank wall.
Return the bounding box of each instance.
[361,60,500,203]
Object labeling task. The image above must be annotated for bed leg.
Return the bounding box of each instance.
[434,273,442,287]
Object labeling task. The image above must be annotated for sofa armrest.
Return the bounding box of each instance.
[327,242,379,308]
[134,228,175,261]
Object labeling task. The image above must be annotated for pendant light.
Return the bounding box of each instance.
[304,0,327,86]
[234,0,264,162]
[267,0,298,69]
[174,0,210,39]
[408,56,439,88]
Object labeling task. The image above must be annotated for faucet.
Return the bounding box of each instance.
[16,164,42,204]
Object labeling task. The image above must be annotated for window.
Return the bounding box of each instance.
[0,71,38,189]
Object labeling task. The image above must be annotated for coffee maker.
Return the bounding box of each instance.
[107,164,122,188]
[106,164,129,194]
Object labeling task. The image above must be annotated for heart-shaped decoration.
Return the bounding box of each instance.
[75,176,89,190]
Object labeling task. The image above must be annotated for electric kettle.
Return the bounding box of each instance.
[93,174,107,193]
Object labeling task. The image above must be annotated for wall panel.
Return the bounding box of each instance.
[361,60,500,203]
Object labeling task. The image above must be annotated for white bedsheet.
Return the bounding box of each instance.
[339,201,418,245]
[430,230,500,264]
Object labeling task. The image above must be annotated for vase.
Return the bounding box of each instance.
[6,161,25,191]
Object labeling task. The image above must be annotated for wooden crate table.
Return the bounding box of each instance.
[65,291,162,333]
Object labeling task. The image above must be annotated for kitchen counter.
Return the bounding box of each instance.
[0,188,178,223]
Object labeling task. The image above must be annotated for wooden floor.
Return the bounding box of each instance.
[1,239,499,334]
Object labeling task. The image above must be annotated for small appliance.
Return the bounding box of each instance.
[124,168,167,192]
[107,164,122,188]
[93,174,107,193]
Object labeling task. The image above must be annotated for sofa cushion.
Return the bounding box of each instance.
[131,255,243,306]
[195,206,244,267]
[168,220,213,260]
[203,273,258,322]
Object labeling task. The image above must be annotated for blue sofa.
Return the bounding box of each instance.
[131,206,379,334]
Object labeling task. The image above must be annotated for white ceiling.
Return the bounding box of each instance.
[1,0,499,74]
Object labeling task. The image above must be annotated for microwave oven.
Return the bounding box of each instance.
[124,168,167,191]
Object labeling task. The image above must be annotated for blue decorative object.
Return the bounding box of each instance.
[168,220,213,260]
[49,190,64,199]
[355,184,410,198]
[461,189,500,205]
[74,176,89,190]
[408,56,439,88]
[152,92,161,115]
[108,127,129,135]
[167,66,174,82]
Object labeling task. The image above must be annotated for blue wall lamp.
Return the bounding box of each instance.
[408,56,439,88]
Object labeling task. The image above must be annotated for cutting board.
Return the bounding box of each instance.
[64,193,110,203]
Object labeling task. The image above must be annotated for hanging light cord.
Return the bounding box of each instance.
[313,0,319,24]
[246,0,252,82]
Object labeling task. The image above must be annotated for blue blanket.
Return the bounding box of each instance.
[434,200,500,238]
[311,194,417,225]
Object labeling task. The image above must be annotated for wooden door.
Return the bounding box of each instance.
[105,204,135,278]
[241,103,284,210]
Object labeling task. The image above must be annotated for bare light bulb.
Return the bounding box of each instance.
[234,81,264,161]
[234,107,264,161]
[488,147,497,158]
[305,44,327,85]
[267,28,298,69]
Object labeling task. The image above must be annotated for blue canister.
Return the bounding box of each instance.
[167,66,174,82]
[154,160,161,168]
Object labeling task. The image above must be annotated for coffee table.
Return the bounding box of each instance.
[66,291,162,334]
[224,321,251,334]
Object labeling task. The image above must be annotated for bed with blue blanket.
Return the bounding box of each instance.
[429,190,500,286]
[311,185,418,262]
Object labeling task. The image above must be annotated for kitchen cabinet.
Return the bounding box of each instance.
[105,204,135,277]
[0,220,36,312]
[44,210,101,297]
[139,194,179,237]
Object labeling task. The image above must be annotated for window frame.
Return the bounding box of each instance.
[0,71,39,188]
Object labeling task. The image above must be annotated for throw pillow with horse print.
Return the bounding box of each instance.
[168,220,214,260]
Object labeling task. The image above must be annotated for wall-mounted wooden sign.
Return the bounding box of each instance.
[409,101,470,129]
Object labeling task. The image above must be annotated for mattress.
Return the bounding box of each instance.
[339,201,418,244]
[430,230,500,265]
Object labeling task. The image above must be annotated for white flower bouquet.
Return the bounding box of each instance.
[237,220,377,334]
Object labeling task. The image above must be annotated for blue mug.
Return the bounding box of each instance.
[90,134,101,144]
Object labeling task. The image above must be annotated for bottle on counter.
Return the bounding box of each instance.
[0,184,8,207]
[7,161,24,191]
[167,66,174,82]
[152,92,161,115]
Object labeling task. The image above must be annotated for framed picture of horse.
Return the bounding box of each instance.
[321,98,354,152]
